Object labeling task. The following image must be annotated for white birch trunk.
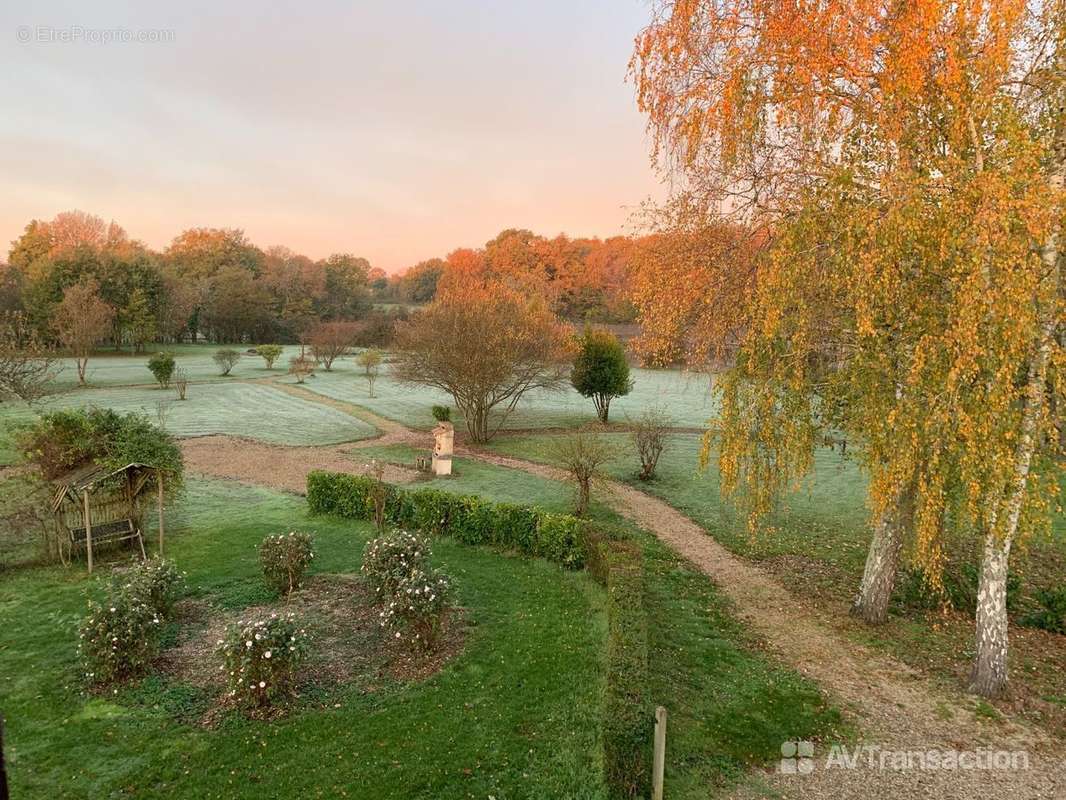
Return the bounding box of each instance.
[852,487,912,624]
[971,114,1062,697]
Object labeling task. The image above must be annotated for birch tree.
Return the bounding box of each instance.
[632,0,1064,695]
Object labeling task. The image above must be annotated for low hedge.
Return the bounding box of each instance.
[602,540,652,798]
[306,470,587,568]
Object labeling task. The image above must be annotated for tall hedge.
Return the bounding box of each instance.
[306,470,587,568]
[602,540,651,798]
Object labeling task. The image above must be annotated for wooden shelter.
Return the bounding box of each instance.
[51,462,168,573]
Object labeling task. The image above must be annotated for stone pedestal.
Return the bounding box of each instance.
[431,422,454,477]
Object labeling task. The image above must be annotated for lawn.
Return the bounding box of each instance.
[0,478,608,799]
[0,382,377,465]
[486,431,1066,733]
[0,462,840,799]
[331,444,845,791]
[48,344,310,389]
[299,360,718,431]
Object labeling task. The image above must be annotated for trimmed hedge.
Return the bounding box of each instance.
[306,470,588,568]
[603,540,652,798]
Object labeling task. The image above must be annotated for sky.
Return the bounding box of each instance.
[0,1,665,272]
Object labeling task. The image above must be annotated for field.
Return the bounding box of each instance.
[0,381,377,464]
[46,345,311,389]
[303,358,718,430]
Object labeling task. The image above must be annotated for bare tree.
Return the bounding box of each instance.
[357,348,383,397]
[631,407,670,481]
[288,353,316,384]
[551,430,619,516]
[0,312,58,403]
[392,284,573,443]
[53,278,114,384]
[307,321,362,371]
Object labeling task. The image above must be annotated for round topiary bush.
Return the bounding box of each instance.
[260,532,315,595]
[217,613,308,709]
[147,352,177,389]
[431,405,451,423]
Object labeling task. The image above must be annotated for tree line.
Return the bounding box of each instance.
[382,228,639,323]
[1,211,381,348]
[2,214,649,353]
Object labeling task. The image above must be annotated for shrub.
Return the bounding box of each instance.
[379,567,451,649]
[571,328,633,423]
[631,407,669,481]
[20,407,183,487]
[213,348,241,376]
[361,529,429,599]
[288,354,316,383]
[307,470,588,568]
[431,405,451,423]
[256,344,284,369]
[116,558,185,617]
[1019,587,1066,634]
[602,541,651,798]
[78,588,163,685]
[550,431,620,516]
[259,532,315,595]
[217,613,308,709]
[147,352,176,389]
[173,367,189,400]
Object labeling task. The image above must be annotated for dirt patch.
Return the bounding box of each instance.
[181,435,420,494]
[157,573,465,724]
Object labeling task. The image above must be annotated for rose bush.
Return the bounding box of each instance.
[379,567,451,650]
[217,613,307,709]
[361,529,428,599]
[260,532,315,595]
[116,558,185,617]
[78,588,163,684]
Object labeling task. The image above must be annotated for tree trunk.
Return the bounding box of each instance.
[852,486,912,623]
[851,506,904,623]
[971,531,1012,696]
[575,477,591,516]
[970,310,1056,695]
[971,118,1062,697]
[595,394,610,423]
[76,356,88,384]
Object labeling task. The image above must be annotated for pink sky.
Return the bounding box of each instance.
[0,1,664,272]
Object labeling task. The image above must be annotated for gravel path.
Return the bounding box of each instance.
[465,450,1064,799]
[181,383,1064,798]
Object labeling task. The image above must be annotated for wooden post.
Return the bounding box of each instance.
[82,489,93,575]
[157,471,165,557]
[652,705,667,800]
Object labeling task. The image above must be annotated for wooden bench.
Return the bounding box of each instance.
[68,518,146,559]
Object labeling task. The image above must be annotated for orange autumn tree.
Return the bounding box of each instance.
[628,197,762,367]
[392,282,574,442]
[633,0,1064,696]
